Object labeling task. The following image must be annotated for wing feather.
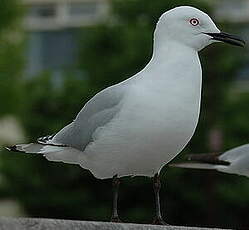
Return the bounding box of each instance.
[52,82,128,151]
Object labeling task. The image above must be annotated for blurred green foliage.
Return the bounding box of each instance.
[0,0,24,115]
[0,0,249,229]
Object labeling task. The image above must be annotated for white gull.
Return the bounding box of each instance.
[7,6,245,224]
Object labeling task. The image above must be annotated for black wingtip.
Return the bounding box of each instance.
[5,145,24,153]
[5,146,15,151]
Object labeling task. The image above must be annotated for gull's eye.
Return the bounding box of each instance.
[190,18,199,26]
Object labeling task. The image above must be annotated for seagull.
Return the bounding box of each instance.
[6,6,245,224]
[171,144,249,178]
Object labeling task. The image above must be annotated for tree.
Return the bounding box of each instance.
[0,0,24,115]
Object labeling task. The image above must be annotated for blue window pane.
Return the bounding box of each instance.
[26,30,79,76]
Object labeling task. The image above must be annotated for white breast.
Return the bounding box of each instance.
[79,47,202,179]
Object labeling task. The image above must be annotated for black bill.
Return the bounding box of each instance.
[205,32,245,47]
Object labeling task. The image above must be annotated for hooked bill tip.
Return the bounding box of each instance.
[205,32,246,47]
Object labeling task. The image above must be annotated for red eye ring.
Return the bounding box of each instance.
[190,18,199,26]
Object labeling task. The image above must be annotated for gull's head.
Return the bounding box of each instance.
[155,6,245,51]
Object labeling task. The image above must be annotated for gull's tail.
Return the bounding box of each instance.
[5,135,81,165]
[170,153,230,170]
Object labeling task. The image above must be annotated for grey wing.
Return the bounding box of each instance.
[219,144,249,162]
[52,82,128,151]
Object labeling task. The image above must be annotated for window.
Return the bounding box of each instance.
[26,30,79,76]
[69,2,98,17]
[28,4,56,18]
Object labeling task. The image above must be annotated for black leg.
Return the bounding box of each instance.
[110,175,122,222]
[152,173,168,225]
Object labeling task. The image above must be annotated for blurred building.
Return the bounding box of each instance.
[22,0,109,77]
[22,0,249,88]
[214,0,249,23]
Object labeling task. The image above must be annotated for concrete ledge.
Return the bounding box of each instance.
[0,217,231,230]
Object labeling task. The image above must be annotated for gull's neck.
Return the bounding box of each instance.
[135,36,202,88]
[152,39,198,64]
[139,36,202,82]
